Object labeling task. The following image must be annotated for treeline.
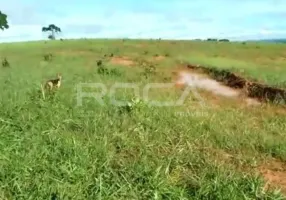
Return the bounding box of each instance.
[207,38,229,42]
[195,38,230,42]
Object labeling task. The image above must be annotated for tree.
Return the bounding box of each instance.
[207,38,217,41]
[42,24,61,40]
[0,11,9,30]
[219,39,230,42]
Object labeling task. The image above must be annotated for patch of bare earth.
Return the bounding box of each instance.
[135,44,146,48]
[153,55,165,61]
[56,50,93,56]
[174,70,261,106]
[258,159,286,194]
[110,57,134,66]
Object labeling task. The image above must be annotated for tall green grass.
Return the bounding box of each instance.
[0,39,285,199]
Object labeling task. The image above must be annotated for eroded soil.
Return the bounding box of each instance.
[110,57,134,66]
[174,70,261,106]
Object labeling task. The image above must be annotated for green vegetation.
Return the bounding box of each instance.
[0,11,9,30]
[42,24,62,40]
[0,39,285,199]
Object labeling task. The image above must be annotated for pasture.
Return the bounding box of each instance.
[0,39,286,199]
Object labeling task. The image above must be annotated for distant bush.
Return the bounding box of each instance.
[2,57,10,67]
[43,53,53,62]
[97,60,102,66]
[206,38,230,42]
[142,64,156,78]
[207,38,218,41]
[97,62,122,76]
[219,39,230,42]
[97,65,109,75]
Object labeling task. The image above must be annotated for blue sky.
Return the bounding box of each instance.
[0,0,286,42]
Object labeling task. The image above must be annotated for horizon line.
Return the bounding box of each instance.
[1,36,284,45]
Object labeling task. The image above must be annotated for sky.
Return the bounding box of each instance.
[0,0,286,42]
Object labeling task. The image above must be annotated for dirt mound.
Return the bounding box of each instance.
[207,69,246,88]
[245,82,286,102]
[187,64,247,88]
[110,57,134,66]
[185,64,286,104]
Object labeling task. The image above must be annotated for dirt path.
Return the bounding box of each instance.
[175,71,261,106]
[184,64,286,104]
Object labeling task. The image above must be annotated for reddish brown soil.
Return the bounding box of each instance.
[135,44,146,48]
[110,57,134,66]
[259,159,286,194]
[153,55,165,61]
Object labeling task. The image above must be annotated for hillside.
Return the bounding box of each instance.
[0,39,285,199]
[251,38,286,43]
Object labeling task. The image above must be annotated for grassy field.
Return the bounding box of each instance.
[0,39,286,199]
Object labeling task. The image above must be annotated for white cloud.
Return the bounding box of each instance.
[1,0,286,42]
